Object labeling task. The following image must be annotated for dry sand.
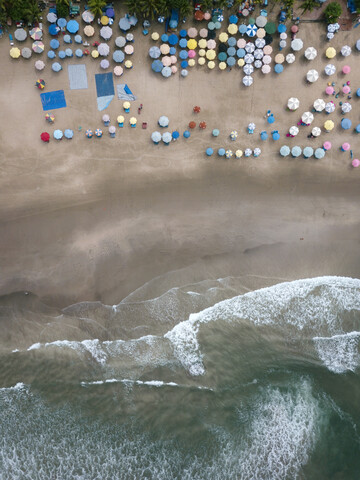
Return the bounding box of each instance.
[0,8,359,307]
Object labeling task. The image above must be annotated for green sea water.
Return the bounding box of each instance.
[0,276,360,479]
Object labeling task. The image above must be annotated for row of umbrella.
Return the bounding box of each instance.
[206,148,262,158]
[280,145,326,158]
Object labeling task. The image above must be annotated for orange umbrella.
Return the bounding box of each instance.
[194,10,204,21]
[189,121,196,129]
[199,121,206,129]
[193,106,201,113]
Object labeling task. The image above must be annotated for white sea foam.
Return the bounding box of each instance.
[80,378,213,390]
[313,331,360,373]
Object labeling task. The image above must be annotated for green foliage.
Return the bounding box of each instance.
[9,0,25,20]
[301,0,316,13]
[88,0,106,17]
[56,0,69,18]
[168,0,192,18]
[23,0,41,23]
[324,1,342,23]
[124,0,141,17]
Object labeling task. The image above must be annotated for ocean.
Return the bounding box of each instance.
[0,276,359,479]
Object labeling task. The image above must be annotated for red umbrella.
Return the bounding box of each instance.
[193,106,201,113]
[194,10,204,21]
[40,132,50,142]
[189,121,196,129]
[199,121,207,129]
[291,25,298,33]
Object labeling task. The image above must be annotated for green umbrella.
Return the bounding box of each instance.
[248,17,255,25]
[265,22,276,34]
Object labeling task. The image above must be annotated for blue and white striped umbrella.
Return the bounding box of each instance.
[246,25,258,37]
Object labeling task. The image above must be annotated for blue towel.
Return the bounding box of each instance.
[95,73,114,97]
[40,90,67,111]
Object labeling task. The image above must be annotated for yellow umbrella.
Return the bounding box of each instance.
[151,32,159,41]
[10,47,21,58]
[199,49,206,57]
[198,39,207,49]
[91,50,99,58]
[187,39,197,50]
[100,15,109,25]
[125,60,132,68]
[117,115,124,123]
[326,47,336,58]
[219,32,229,43]
[206,49,216,60]
[188,58,195,67]
[84,25,94,37]
[256,28,266,38]
[237,58,245,67]
[198,57,206,65]
[130,117,137,125]
[208,60,215,69]
[235,150,243,158]
[123,101,131,110]
[228,24,237,35]
[324,120,334,131]
[219,62,226,70]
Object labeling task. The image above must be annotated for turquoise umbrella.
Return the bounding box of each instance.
[291,146,302,157]
[303,147,314,158]
[314,148,325,159]
[280,145,290,156]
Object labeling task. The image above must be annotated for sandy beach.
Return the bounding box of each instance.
[0,7,359,307]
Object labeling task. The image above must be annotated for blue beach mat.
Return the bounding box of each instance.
[68,64,88,90]
[40,90,67,111]
[95,73,114,110]
[116,84,136,101]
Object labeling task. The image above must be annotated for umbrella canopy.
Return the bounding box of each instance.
[253,49,263,60]
[228,24,237,35]
[32,41,45,54]
[262,55,271,64]
[352,159,360,167]
[291,38,303,51]
[244,53,254,63]
[206,148,214,156]
[51,62,62,72]
[63,34,71,43]
[65,48,73,57]
[64,129,74,139]
[91,50,99,58]
[49,24,59,36]
[67,20,79,34]
[162,132,172,144]
[341,118,352,129]
[100,59,109,69]
[124,44,134,54]
[313,99,325,112]
[199,122,206,129]
[303,146,314,158]
[58,50,66,59]
[187,27,197,38]
[342,65,351,74]
[341,142,351,151]
[161,44,171,55]
[291,146,302,157]
[243,64,254,75]
[267,115,275,124]
[10,47,21,58]
[21,47,32,59]
[326,47,336,58]
[98,43,110,56]
[312,127,321,137]
[235,150,243,158]
[100,26,112,40]
[183,130,190,138]
[35,78,45,89]
[119,17,131,31]
[158,116,169,127]
[50,39,59,49]
[341,103,352,113]
[256,16,267,27]
[341,45,351,56]
[274,64,283,74]
[75,48,83,58]
[260,131,268,140]
[95,129,103,137]
[265,22,276,34]
[245,42,255,53]
[152,60,163,73]
[212,129,219,137]
[82,10,94,23]
[287,97,300,110]
[289,125,299,136]
[261,64,271,74]
[325,86,334,95]
[199,28,208,38]
[85,129,93,138]
[302,112,314,125]
[172,130,180,140]
[323,141,332,150]
[45,113,55,123]
[225,150,233,158]
[151,131,162,143]
[230,130,238,140]
[272,131,280,141]
[280,145,290,156]
[30,27,42,40]
[14,28,27,41]
[57,18,67,28]
[314,148,325,159]
[35,60,45,70]
[115,36,126,48]
[47,12,57,23]
[40,132,50,142]
[129,117,137,125]
[114,66,123,76]
[54,129,63,140]
[253,147,261,157]
[161,66,172,77]
[244,148,252,157]
[274,53,284,63]
[286,53,295,64]
[113,50,125,62]
[247,25,258,37]
[243,75,253,86]
[304,46,317,60]
[255,38,265,49]
[355,124,360,133]
[324,64,336,75]
[248,122,256,131]
[306,69,319,82]
[324,120,335,131]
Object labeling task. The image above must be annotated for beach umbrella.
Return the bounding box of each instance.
[54,129,63,140]
[32,41,45,54]
[47,12,57,23]
[237,59,245,67]
[162,56,171,67]
[14,28,27,41]
[207,39,216,49]
[304,47,317,60]
[218,148,225,157]
[125,60,133,69]
[227,57,236,67]
[51,62,62,72]
[85,129,93,138]
[312,127,321,137]
[253,147,261,157]
[95,129,102,137]
[114,66,123,76]
[162,132,172,144]
[235,150,243,158]
[254,60,262,69]
[179,38,187,48]
[352,159,360,167]
[287,97,300,110]
[278,24,286,33]
[279,40,287,49]
[357,39,360,51]
[341,45,351,56]
[343,86,351,94]
[35,78,45,89]
[228,24,237,35]
[50,39,59,49]
[262,55,271,65]
[267,114,275,124]
[188,27,198,38]
[183,130,190,138]
[172,130,180,140]
[207,61,215,69]
[260,131,268,140]
[261,64,271,74]
[205,50,215,60]
[63,34,72,44]
[100,26,112,40]
[244,53,254,64]
[341,103,352,113]
[280,32,287,39]
[237,39,246,49]
[97,43,109,56]
[91,50,99,58]
[45,113,55,123]
[341,142,351,151]
[151,32,160,41]
[199,121,207,130]
[206,148,214,156]
[274,53,284,63]
[57,17,67,29]
[357,88,360,97]
[243,64,254,75]
[35,60,45,70]
[313,99,325,112]
[129,117,137,126]
[256,28,266,38]
[245,42,255,53]
[30,27,42,40]
[324,64,336,76]
[40,132,50,142]
[160,44,170,55]
[229,14,238,24]
[306,69,319,83]
[248,122,256,132]
[115,36,126,48]
[188,50,196,59]
[247,25,257,37]
[119,17,131,31]
[230,130,238,140]
[212,129,220,137]
[274,64,283,74]
[341,118,352,130]
[49,24,59,36]
[327,24,336,32]
[272,131,280,141]
[280,145,290,157]
[106,7,114,18]
[199,49,206,57]
[355,124,360,133]
[265,21,276,34]
[158,116,169,128]
[82,10,94,23]
[255,38,265,49]
[302,112,314,125]
[289,125,299,136]
[225,150,233,158]
[342,65,351,74]
[65,48,73,57]
[128,15,137,26]
[187,39,197,49]
[21,47,32,59]
[10,47,20,59]
[219,32,229,43]
[244,148,252,157]
[198,39,207,49]
[64,129,73,139]
[286,53,295,64]
[100,59,109,69]
[303,147,314,158]
[151,131,162,144]
[314,148,325,159]
[168,34,178,46]
[237,48,245,57]
[291,38,303,51]
[243,75,253,86]
[124,44,134,55]
[48,49,56,58]
[256,16,267,27]
[324,120,335,132]
[67,20,79,34]
[323,141,332,150]
[291,146,302,157]
[327,32,334,40]
[161,66,172,77]
[199,28,208,38]
[326,47,336,58]
[325,86,334,95]
[227,46,236,56]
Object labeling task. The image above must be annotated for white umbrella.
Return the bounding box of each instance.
[161,66,172,77]
[286,53,295,64]
[243,75,253,86]
[306,69,319,82]
[254,60,262,69]
[262,55,271,64]
[261,64,271,74]
[245,42,255,53]
[243,64,254,75]
[327,32,334,40]
[291,38,303,51]
[325,102,335,113]
[98,43,110,56]
[162,132,172,144]
[341,102,352,113]
[313,98,325,112]
[254,49,263,59]
[244,53,254,63]
[341,45,351,56]
[151,131,162,143]
[47,12,57,23]
[14,28,27,41]
[279,40,287,49]
[181,69,188,77]
[256,15,267,27]
[327,24,336,32]
[244,148,252,157]
[302,111,314,124]
[289,125,299,136]
[287,97,300,110]
[304,46,317,60]
[35,60,45,70]
[324,64,336,75]
[333,23,340,30]
[100,26,112,40]
[115,36,126,48]
[280,32,287,39]
[255,38,265,48]
[253,147,261,157]
[248,122,256,131]
[312,127,321,137]
[82,10,94,23]
[158,116,169,127]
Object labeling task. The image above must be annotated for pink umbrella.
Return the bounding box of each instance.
[341,142,350,151]
[171,65,177,73]
[207,39,216,49]
[242,9,249,16]
[187,27,198,38]
[291,25,298,33]
[263,45,273,55]
[124,44,134,55]
[352,158,360,167]
[323,141,332,150]
[342,65,351,74]
[162,56,172,66]
[342,85,351,94]
[199,28,208,38]
[325,86,334,95]
[263,55,271,64]
[170,55,177,64]
[188,49,196,59]
[261,64,271,74]
[237,38,246,48]
[204,12,211,20]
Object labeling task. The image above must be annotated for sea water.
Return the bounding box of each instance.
[0,276,360,479]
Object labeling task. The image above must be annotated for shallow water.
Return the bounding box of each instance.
[1,276,360,479]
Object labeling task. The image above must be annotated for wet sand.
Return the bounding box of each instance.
[0,12,359,307]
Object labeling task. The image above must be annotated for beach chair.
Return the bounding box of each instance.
[142,122,147,129]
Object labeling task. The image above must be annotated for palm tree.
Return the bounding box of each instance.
[88,0,106,18]
[135,0,157,19]
[301,0,316,13]
[125,0,142,17]
[23,0,41,24]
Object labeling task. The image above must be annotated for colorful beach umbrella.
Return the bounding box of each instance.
[30,27,42,40]
[85,129,93,138]
[35,78,45,89]
[32,41,45,54]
